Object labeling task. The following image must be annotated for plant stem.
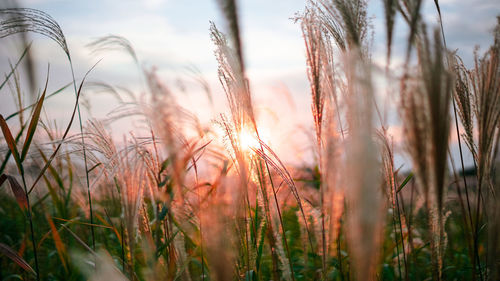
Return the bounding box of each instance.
[396,189,408,280]
[21,174,40,281]
[392,206,403,281]
[68,58,95,251]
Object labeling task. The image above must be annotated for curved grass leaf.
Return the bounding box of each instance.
[1,174,28,211]
[45,213,68,272]
[0,115,23,174]
[20,68,49,162]
[0,42,31,91]
[0,122,25,175]
[0,242,35,274]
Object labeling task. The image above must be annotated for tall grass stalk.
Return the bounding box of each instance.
[434,3,479,277]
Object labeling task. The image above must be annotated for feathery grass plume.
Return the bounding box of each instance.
[398,0,423,63]
[432,5,478,276]
[80,123,157,276]
[184,65,214,108]
[302,8,326,149]
[451,55,476,160]
[210,24,252,206]
[300,7,344,277]
[378,130,396,217]
[342,50,385,281]
[0,8,69,55]
[377,129,409,279]
[118,147,147,267]
[85,119,119,171]
[468,17,500,280]
[316,0,369,53]
[87,35,139,65]
[417,26,452,222]
[308,1,346,53]
[321,28,345,137]
[210,22,254,134]
[85,82,129,104]
[400,25,452,280]
[470,18,500,197]
[449,55,476,267]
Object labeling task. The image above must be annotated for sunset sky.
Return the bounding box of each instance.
[1,0,499,167]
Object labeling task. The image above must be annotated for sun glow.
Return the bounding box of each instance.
[238,126,270,152]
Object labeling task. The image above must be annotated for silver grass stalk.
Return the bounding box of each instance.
[343,50,385,281]
[489,136,500,280]
[400,26,453,281]
[470,18,500,197]
[317,0,369,53]
[301,7,344,276]
[470,17,500,280]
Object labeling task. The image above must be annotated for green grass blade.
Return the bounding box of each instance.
[0,43,31,91]
[20,68,49,162]
[2,175,28,211]
[0,242,36,275]
[397,172,413,193]
[0,124,25,175]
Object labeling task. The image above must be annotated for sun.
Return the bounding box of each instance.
[239,128,259,152]
[238,126,270,153]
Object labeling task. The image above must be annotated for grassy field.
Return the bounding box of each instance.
[0,0,499,280]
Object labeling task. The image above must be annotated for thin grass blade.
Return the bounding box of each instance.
[0,242,36,274]
[5,175,28,211]
[45,214,68,272]
[21,68,49,162]
[0,42,31,91]
[0,115,23,174]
